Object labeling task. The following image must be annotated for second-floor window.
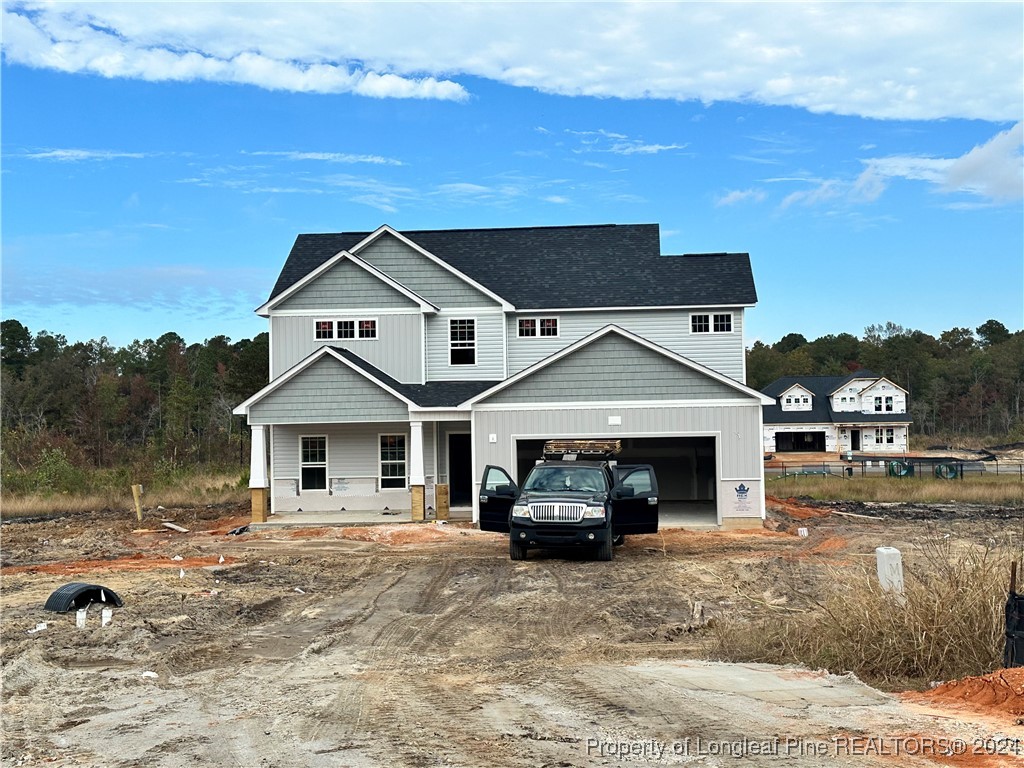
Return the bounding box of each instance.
[450,319,476,365]
[691,313,733,333]
[323,319,377,341]
[874,397,883,412]
[518,317,559,337]
[885,396,893,412]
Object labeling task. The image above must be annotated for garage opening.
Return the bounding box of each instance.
[774,431,826,452]
[516,436,716,507]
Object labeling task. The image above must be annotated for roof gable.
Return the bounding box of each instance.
[264,223,757,311]
[469,325,773,406]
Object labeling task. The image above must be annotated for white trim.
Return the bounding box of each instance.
[463,324,774,407]
[515,315,561,339]
[448,316,478,368]
[269,425,277,517]
[349,225,515,311]
[233,346,417,416]
[270,307,426,317]
[255,248,439,316]
[299,433,329,493]
[419,313,427,385]
[473,399,767,412]
[688,311,735,335]
[409,409,472,421]
[435,306,505,314]
[379,431,409,490]
[528,303,754,313]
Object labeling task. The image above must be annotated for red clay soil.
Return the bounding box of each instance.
[1,553,235,575]
[766,495,832,520]
[905,668,1024,716]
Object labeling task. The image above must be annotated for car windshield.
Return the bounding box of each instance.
[522,466,607,494]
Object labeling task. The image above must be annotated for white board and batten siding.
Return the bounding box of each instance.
[271,423,436,512]
[506,309,746,382]
[270,313,423,382]
[248,356,410,425]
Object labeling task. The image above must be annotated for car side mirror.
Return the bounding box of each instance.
[613,485,635,499]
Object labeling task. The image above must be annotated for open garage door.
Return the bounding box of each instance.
[515,436,717,504]
[775,431,826,452]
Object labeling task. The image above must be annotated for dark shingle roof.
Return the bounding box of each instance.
[333,348,498,407]
[761,372,913,426]
[269,223,757,309]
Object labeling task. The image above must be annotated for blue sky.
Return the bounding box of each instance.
[3,1,1022,349]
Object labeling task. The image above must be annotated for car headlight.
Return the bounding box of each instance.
[583,505,606,518]
[511,505,531,518]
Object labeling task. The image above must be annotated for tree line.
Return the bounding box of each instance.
[1,319,268,487]
[746,319,1024,441]
[1,317,1021,486]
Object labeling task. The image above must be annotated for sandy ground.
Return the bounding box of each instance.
[3,500,1024,767]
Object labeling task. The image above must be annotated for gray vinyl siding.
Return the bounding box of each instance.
[473,403,763,480]
[357,234,499,308]
[425,312,504,381]
[481,334,743,404]
[275,257,420,311]
[507,309,746,382]
[271,313,422,382]
[272,422,434,481]
[249,356,409,424]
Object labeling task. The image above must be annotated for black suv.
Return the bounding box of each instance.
[478,440,659,561]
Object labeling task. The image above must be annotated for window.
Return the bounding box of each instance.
[886,428,895,444]
[875,428,884,443]
[874,397,883,412]
[518,318,536,337]
[358,319,377,339]
[518,317,559,337]
[320,319,375,340]
[450,319,476,365]
[300,436,327,491]
[785,397,792,405]
[691,314,710,333]
[802,397,809,404]
[713,313,732,332]
[380,435,407,489]
[885,396,893,412]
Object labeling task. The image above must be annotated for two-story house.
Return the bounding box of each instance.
[234,223,774,529]
[761,372,912,454]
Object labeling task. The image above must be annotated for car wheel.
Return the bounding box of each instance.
[509,538,528,561]
[612,533,625,547]
[595,536,613,561]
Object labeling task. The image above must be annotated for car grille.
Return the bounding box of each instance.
[529,503,586,523]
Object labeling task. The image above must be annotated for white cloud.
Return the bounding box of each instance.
[769,123,1023,210]
[22,148,147,161]
[715,188,767,207]
[244,151,403,166]
[2,2,1020,119]
[945,122,1024,200]
[543,195,570,204]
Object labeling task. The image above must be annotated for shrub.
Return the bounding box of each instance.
[707,536,1010,690]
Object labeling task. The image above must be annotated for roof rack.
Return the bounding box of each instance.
[542,439,622,461]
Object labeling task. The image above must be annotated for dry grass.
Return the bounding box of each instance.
[707,536,1012,690]
[769,475,1024,506]
[1,472,248,518]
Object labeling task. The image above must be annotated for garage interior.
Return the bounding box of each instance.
[774,431,827,452]
[514,436,719,526]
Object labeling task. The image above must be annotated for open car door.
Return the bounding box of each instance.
[478,465,517,533]
[610,465,659,535]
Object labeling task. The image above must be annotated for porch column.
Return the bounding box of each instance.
[410,421,425,520]
[249,425,269,523]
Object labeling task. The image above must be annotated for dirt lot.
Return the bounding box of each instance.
[3,499,1024,767]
